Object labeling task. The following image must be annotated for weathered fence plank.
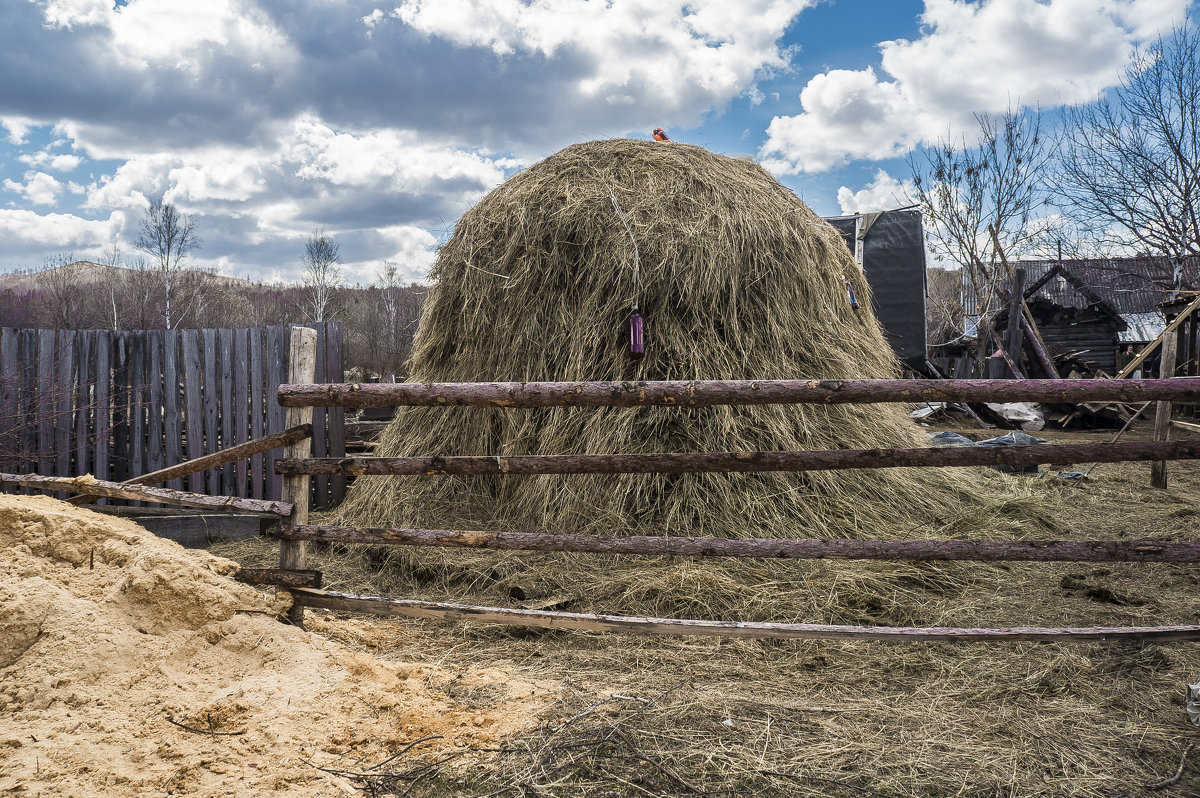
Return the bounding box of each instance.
[1,471,293,515]
[275,524,1200,563]
[311,323,329,509]
[162,329,182,490]
[325,321,346,505]
[277,440,1200,478]
[181,330,204,493]
[265,325,287,501]
[111,333,129,482]
[94,331,110,490]
[278,377,1200,409]
[128,331,145,492]
[36,330,55,479]
[202,328,219,495]
[219,328,234,494]
[289,589,1200,642]
[146,331,164,473]
[232,328,250,498]
[0,329,18,475]
[249,326,265,499]
[74,331,92,476]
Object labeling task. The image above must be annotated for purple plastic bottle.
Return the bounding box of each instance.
[629,311,645,358]
[845,280,860,310]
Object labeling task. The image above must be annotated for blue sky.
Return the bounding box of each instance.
[0,0,1191,284]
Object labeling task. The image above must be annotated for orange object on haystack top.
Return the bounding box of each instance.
[652,128,671,142]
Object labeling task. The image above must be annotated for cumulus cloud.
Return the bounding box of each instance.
[0,208,124,259]
[836,169,916,215]
[19,150,82,172]
[761,0,1191,174]
[4,171,65,205]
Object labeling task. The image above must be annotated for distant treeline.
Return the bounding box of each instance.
[0,265,426,378]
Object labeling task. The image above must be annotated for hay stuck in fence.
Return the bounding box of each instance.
[333,138,1027,619]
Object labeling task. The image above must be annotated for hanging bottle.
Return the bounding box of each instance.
[629,309,645,358]
[845,279,860,310]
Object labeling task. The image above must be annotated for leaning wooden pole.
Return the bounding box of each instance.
[1151,328,1179,489]
[279,326,317,626]
[274,525,1200,564]
[67,424,313,506]
[275,439,1200,478]
[277,377,1200,409]
[0,472,292,515]
[288,589,1200,643]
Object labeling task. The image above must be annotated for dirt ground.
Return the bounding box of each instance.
[227,424,1200,797]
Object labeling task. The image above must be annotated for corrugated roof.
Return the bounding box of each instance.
[963,256,1198,316]
[1118,311,1167,343]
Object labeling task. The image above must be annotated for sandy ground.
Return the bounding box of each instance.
[0,494,557,797]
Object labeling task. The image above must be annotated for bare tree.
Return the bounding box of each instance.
[302,229,343,322]
[134,198,201,328]
[35,253,95,329]
[99,243,124,330]
[909,106,1053,322]
[1057,21,1200,279]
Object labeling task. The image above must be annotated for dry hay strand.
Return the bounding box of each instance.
[331,138,1035,620]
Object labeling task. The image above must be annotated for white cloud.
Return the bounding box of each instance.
[19,150,83,172]
[836,169,916,214]
[0,117,35,145]
[760,0,1191,174]
[395,0,812,115]
[4,171,65,205]
[0,208,124,253]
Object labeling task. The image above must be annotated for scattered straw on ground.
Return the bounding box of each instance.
[0,494,557,797]
[225,430,1200,795]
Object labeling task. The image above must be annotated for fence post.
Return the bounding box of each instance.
[1151,328,1179,489]
[279,326,317,625]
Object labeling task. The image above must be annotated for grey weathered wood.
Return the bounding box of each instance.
[265,325,288,500]
[249,326,264,499]
[111,333,130,484]
[1116,294,1200,378]
[1152,328,1180,489]
[74,331,92,476]
[181,330,204,493]
[276,525,1200,564]
[276,440,1200,478]
[94,332,111,489]
[0,328,19,476]
[68,424,313,506]
[146,331,164,473]
[127,331,144,495]
[162,330,182,490]
[218,328,234,494]
[325,321,346,505]
[232,328,250,497]
[18,330,37,485]
[289,589,1200,642]
[0,471,293,515]
[310,323,329,509]
[36,330,55,479]
[277,377,1200,410]
[55,331,75,481]
[279,326,317,626]
[202,328,220,495]
[234,568,323,589]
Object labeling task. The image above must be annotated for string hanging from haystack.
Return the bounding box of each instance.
[606,186,645,359]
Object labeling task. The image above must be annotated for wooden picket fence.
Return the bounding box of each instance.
[0,322,346,510]
[258,374,1200,642]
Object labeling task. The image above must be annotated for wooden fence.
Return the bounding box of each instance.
[0,322,346,509]
[263,375,1200,641]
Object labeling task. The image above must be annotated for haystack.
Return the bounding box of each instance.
[334,140,1021,619]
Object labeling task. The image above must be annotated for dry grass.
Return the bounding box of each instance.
[217,429,1200,796]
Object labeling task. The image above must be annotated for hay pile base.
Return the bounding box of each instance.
[0,495,556,797]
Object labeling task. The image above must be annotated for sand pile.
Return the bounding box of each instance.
[0,495,556,797]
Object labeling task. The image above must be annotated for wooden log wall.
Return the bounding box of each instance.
[0,322,345,509]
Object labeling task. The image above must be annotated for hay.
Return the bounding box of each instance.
[332,139,1028,621]
[337,139,1003,539]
